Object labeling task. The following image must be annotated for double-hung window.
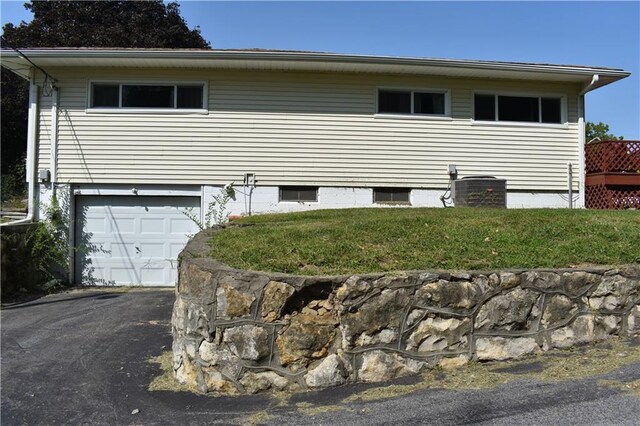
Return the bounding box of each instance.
[90,82,206,110]
[378,89,448,117]
[474,94,563,124]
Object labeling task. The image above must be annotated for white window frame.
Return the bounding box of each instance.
[471,90,568,128]
[86,80,209,114]
[374,87,452,120]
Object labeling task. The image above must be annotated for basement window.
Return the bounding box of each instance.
[373,188,411,204]
[378,89,448,116]
[89,82,206,110]
[279,186,318,202]
[474,94,563,124]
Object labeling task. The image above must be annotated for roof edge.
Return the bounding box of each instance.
[0,49,631,86]
[0,48,630,77]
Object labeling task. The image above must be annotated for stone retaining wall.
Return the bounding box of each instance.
[172,229,640,394]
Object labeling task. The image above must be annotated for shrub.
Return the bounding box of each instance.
[0,188,70,298]
[1,156,27,203]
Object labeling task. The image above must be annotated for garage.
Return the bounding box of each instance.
[74,196,201,286]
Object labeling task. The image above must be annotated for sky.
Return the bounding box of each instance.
[1,1,639,139]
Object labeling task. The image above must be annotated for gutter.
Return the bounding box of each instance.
[1,70,39,227]
[0,49,631,81]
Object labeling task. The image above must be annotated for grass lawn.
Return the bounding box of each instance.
[209,208,640,275]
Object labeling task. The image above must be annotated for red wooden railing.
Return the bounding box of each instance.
[585,140,640,174]
[585,140,640,209]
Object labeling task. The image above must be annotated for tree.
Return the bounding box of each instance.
[1,1,210,49]
[1,1,210,185]
[585,121,624,142]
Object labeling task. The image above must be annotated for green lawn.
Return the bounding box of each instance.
[209,208,640,275]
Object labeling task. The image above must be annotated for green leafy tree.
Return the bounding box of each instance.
[1,0,210,181]
[585,121,624,142]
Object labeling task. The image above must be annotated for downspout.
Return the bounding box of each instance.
[1,69,39,227]
[51,87,59,184]
[577,74,599,209]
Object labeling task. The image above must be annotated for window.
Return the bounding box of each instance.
[122,85,174,108]
[177,85,204,109]
[89,83,205,109]
[279,186,318,202]
[474,95,496,121]
[378,89,447,116]
[92,84,119,107]
[474,94,563,124]
[373,188,411,204]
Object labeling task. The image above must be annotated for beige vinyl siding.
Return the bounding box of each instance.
[42,68,582,191]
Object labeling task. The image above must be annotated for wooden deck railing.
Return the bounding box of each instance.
[585,140,640,174]
[585,140,640,209]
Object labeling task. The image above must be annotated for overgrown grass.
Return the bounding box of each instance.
[209,208,640,275]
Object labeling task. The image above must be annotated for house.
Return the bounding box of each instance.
[0,48,630,286]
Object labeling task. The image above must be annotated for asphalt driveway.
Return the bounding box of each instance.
[2,289,639,425]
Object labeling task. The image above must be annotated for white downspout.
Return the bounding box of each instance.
[1,69,39,227]
[51,87,59,183]
[577,74,599,209]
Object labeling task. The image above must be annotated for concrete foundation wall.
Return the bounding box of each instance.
[209,185,574,215]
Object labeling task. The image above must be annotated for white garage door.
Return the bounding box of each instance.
[75,196,201,286]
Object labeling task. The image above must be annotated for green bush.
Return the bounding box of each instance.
[1,189,70,298]
[1,156,27,203]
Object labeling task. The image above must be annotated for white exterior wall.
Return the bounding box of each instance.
[206,185,573,215]
[37,68,582,196]
[218,186,377,216]
[506,192,574,208]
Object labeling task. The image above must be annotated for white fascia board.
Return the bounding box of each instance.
[1,49,631,85]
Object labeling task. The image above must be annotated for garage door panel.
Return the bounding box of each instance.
[141,218,165,234]
[75,196,200,286]
[139,242,165,258]
[111,267,137,283]
[85,216,107,234]
[169,217,195,234]
[109,243,128,257]
[141,268,165,284]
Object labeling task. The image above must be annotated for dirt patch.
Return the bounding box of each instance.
[147,351,194,393]
[343,337,640,403]
[296,401,351,416]
[244,411,274,425]
[492,361,545,375]
[598,379,640,398]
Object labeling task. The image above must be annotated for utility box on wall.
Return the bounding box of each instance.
[453,176,507,208]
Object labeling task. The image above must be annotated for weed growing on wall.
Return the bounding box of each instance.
[183,184,236,230]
